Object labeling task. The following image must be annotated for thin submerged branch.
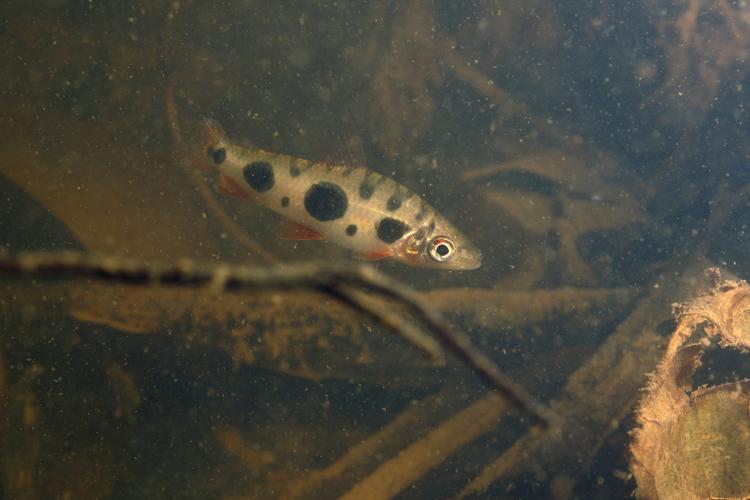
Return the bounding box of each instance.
[330,285,445,364]
[0,251,553,425]
[459,257,715,497]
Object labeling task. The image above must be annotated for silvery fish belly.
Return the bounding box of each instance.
[200,119,482,270]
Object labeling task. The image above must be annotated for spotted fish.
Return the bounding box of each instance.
[200,119,482,270]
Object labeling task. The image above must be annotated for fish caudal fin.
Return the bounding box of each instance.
[185,118,230,172]
[157,118,230,173]
[203,118,229,145]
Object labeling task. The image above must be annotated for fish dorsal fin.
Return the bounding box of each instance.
[279,221,325,240]
[321,109,368,167]
[154,117,230,172]
[323,133,368,168]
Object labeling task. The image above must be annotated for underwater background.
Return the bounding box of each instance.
[2,0,750,498]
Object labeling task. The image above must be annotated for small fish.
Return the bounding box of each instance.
[199,119,482,270]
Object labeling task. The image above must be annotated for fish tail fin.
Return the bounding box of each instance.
[196,118,230,169]
[202,117,228,146]
[168,118,228,170]
[154,118,231,172]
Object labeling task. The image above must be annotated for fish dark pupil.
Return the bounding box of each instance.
[243,161,275,192]
[436,244,450,256]
[304,182,348,221]
[376,217,410,244]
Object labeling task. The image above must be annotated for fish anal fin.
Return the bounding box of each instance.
[279,221,325,240]
[361,248,395,260]
[219,174,249,199]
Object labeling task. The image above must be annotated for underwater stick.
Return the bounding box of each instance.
[0,250,554,425]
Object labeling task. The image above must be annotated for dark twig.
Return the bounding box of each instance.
[330,285,445,364]
[459,257,714,496]
[0,251,553,425]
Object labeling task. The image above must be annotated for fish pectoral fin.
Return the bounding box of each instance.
[360,248,395,260]
[279,221,325,240]
[218,174,249,199]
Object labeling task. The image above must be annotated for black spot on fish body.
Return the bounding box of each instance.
[243,161,275,192]
[281,196,290,207]
[413,227,428,241]
[387,188,404,212]
[207,146,226,165]
[376,217,410,244]
[289,158,312,178]
[359,171,387,200]
[359,183,374,200]
[346,224,357,236]
[387,197,401,211]
[359,172,376,200]
[415,201,428,222]
[428,219,436,233]
[304,182,348,221]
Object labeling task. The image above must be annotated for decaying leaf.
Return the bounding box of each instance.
[630,275,750,499]
[673,278,750,351]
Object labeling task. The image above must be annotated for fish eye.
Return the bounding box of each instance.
[428,237,456,262]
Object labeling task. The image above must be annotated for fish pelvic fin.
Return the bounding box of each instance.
[218,174,249,199]
[360,248,395,261]
[279,221,325,240]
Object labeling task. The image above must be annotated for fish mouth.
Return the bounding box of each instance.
[465,258,483,270]
[437,254,482,271]
[455,247,482,270]
[459,258,482,271]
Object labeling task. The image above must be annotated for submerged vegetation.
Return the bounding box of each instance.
[2,0,750,498]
